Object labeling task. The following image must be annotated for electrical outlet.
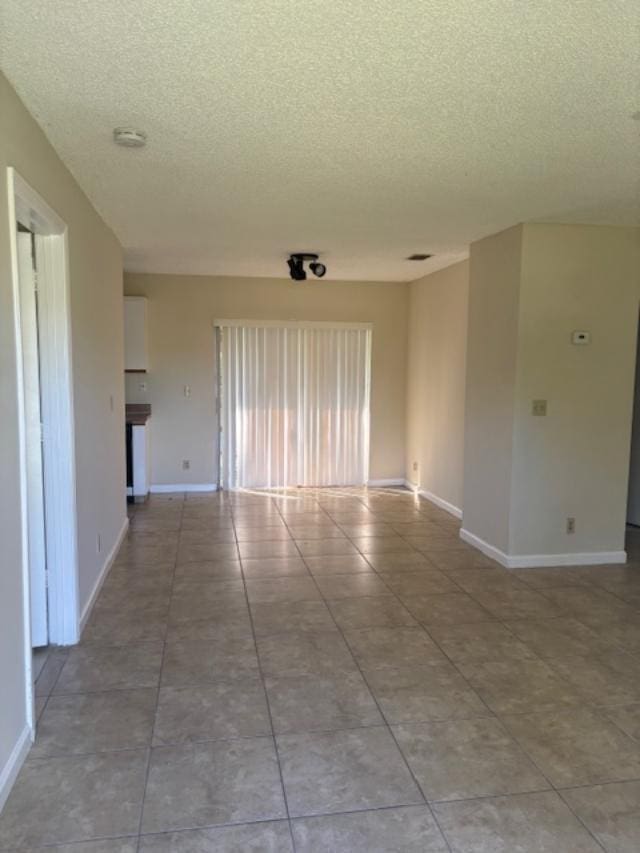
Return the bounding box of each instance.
[182,459,190,470]
[532,399,548,417]
[139,381,148,392]
[566,517,576,535]
[184,385,191,397]
[412,461,419,473]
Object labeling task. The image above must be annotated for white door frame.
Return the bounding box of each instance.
[7,168,79,734]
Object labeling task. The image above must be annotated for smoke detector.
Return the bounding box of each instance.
[113,128,147,148]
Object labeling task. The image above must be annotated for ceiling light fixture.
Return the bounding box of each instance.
[287,253,327,281]
[113,127,147,148]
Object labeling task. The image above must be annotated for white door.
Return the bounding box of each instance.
[17,231,48,647]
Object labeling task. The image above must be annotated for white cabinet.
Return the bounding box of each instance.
[124,296,148,372]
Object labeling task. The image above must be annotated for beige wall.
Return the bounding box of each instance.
[463,226,523,551]
[510,224,640,555]
[464,222,640,560]
[0,72,124,791]
[405,260,469,511]
[124,274,408,486]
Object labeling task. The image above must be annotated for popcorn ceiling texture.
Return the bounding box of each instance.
[1,0,638,280]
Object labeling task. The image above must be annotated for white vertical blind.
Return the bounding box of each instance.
[218,322,371,489]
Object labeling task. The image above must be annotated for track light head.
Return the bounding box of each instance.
[287,256,306,280]
[287,253,327,281]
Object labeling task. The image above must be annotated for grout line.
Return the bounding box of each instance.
[233,497,298,853]
[134,495,185,851]
[277,501,455,853]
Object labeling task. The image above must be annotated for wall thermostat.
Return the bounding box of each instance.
[571,330,591,345]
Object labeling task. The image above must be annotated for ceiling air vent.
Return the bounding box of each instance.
[406,254,433,261]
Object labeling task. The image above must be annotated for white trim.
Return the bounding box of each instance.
[8,169,79,783]
[460,528,626,568]
[213,319,373,330]
[79,517,129,634]
[367,478,406,487]
[0,726,31,812]
[150,483,218,493]
[418,489,463,519]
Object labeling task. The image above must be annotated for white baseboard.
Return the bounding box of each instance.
[367,479,406,487]
[418,488,463,520]
[79,516,129,634]
[0,725,31,812]
[459,528,626,568]
[150,483,218,493]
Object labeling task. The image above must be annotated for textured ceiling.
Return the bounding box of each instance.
[1,1,638,281]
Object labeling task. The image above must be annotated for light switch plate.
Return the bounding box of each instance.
[532,399,547,416]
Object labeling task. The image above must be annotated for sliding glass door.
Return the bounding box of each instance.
[217,321,371,489]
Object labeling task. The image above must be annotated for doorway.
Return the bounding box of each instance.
[16,225,49,652]
[9,168,79,736]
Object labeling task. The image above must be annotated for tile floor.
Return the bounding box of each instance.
[2,487,640,851]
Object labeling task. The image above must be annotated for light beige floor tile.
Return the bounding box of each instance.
[328,595,417,630]
[314,573,390,599]
[503,707,640,786]
[303,553,372,575]
[365,552,435,572]
[540,586,639,626]
[352,536,416,555]
[292,805,448,852]
[153,679,271,744]
[427,550,496,572]
[277,727,423,816]
[393,717,548,801]
[379,570,461,596]
[434,791,603,852]
[605,702,640,740]
[344,626,447,669]
[177,541,239,563]
[141,738,286,832]
[250,599,338,636]
[561,780,640,853]
[34,648,69,697]
[405,592,495,626]
[472,589,564,620]
[265,670,383,733]
[546,651,640,706]
[161,636,259,686]
[173,559,242,581]
[0,751,148,848]
[178,529,236,546]
[257,630,357,677]
[32,689,157,757]
[82,605,169,646]
[168,581,247,623]
[296,538,360,557]
[427,621,536,663]
[234,526,291,541]
[457,657,585,714]
[241,556,309,577]
[38,841,138,853]
[238,540,299,559]
[54,642,163,693]
[139,821,294,852]
[165,609,252,642]
[505,615,618,659]
[245,576,320,604]
[364,662,489,723]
